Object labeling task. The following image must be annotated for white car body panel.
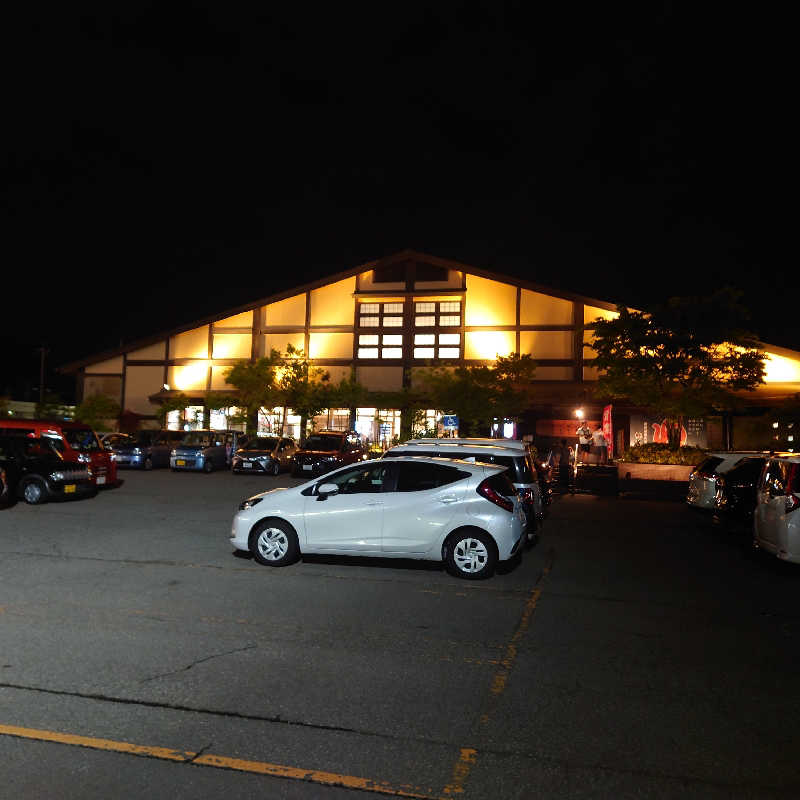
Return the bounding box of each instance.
[230,457,525,565]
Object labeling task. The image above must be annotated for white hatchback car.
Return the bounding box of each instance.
[230,456,526,579]
[753,455,800,563]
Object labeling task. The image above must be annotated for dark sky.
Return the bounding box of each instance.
[2,3,790,402]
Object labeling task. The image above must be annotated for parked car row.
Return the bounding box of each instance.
[687,451,800,565]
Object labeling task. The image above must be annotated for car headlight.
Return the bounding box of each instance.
[239,497,263,510]
[171,449,177,457]
[50,471,65,481]
[77,453,91,463]
[132,447,142,455]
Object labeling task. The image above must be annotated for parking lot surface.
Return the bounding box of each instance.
[2,470,800,798]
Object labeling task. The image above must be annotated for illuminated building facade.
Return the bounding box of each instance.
[62,251,800,449]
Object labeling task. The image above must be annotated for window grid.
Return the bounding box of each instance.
[357,301,408,361]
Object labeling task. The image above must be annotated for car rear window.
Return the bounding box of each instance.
[727,458,766,481]
[395,462,471,492]
[304,434,343,451]
[696,456,724,474]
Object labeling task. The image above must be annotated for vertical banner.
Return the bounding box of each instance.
[602,404,613,459]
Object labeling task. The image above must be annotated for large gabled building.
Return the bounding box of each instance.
[62,250,800,451]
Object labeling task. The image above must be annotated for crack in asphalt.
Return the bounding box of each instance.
[139,644,258,683]
[1,680,794,794]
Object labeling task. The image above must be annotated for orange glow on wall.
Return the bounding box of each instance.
[464,330,515,360]
[465,275,516,325]
[763,352,800,383]
[168,362,210,391]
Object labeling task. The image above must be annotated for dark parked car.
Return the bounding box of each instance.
[0,435,96,504]
[232,436,297,475]
[713,456,769,528]
[0,454,20,508]
[102,430,186,470]
[170,430,247,473]
[292,430,366,477]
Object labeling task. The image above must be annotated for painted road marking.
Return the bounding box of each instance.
[441,552,554,796]
[0,723,440,799]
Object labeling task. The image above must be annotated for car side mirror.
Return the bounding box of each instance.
[317,483,339,501]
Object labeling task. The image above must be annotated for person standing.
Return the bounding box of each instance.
[592,424,608,464]
[576,421,592,464]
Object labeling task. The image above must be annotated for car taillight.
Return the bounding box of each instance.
[477,479,514,512]
[786,464,800,513]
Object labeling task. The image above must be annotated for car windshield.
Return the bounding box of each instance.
[304,434,342,452]
[181,433,215,447]
[63,429,101,451]
[244,438,279,451]
[104,434,134,448]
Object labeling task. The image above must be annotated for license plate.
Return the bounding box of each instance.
[302,464,312,471]
[243,462,252,469]
[176,459,185,466]
[96,476,106,485]
[64,484,76,493]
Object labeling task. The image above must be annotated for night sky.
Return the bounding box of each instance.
[2,4,789,403]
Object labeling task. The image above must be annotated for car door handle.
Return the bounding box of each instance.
[439,496,458,504]
[365,500,384,506]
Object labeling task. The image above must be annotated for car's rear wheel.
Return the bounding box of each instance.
[144,456,153,471]
[249,519,299,567]
[445,528,497,579]
[21,478,47,505]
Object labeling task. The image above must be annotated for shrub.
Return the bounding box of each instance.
[619,443,706,465]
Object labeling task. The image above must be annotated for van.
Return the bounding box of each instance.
[0,419,117,487]
[753,455,800,563]
[383,439,542,546]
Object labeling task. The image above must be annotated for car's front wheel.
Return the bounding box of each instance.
[144,456,153,471]
[445,528,497,579]
[203,460,214,474]
[249,519,300,567]
[270,460,280,476]
[20,478,47,505]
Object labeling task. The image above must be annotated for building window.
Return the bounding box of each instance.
[356,301,406,360]
[414,347,435,359]
[415,315,435,326]
[410,302,462,360]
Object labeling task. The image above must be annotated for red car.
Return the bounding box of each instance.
[291,430,367,478]
[0,419,118,488]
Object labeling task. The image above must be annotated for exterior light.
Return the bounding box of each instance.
[575,408,585,419]
[773,422,779,429]
[163,384,171,391]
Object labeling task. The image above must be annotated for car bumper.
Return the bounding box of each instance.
[171,455,205,471]
[48,481,98,501]
[232,460,271,473]
[115,454,146,468]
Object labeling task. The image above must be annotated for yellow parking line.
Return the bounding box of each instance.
[0,723,439,799]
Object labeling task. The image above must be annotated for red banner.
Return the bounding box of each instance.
[602,405,613,459]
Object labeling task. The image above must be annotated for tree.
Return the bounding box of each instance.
[74,393,120,430]
[590,289,767,448]
[417,354,536,436]
[223,351,283,433]
[275,344,331,444]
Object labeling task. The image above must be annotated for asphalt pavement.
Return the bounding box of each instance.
[1,469,799,798]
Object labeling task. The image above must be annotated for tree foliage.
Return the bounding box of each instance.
[417,353,536,435]
[590,289,767,447]
[74,393,120,430]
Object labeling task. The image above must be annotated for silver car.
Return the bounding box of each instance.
[231,436,297,475]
